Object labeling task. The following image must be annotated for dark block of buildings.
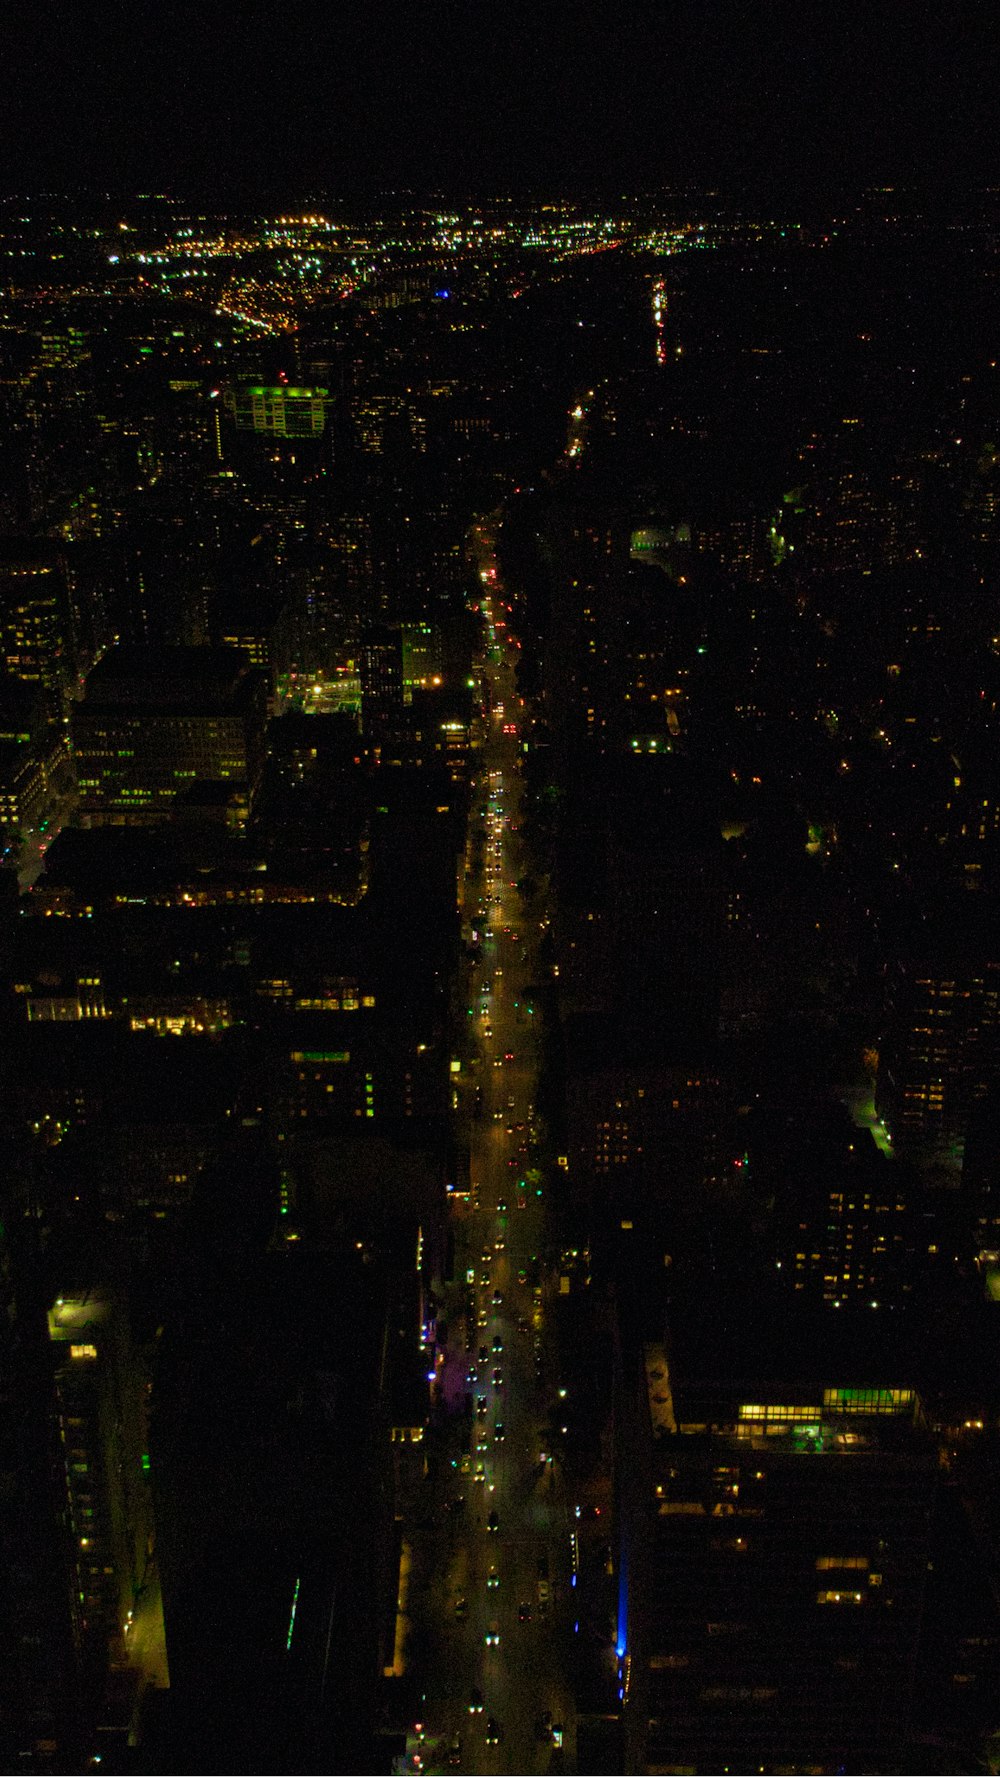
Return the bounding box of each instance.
[72,645,267,831]
[151,1145,399,1775]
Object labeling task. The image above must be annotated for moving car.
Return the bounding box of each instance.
[484,1622,500,1646]
[485,1718,502,1745]
[468,1688,484,1714]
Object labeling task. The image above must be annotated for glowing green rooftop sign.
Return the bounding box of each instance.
[224,385,330,437]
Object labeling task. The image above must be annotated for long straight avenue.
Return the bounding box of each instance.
[401,537,576,1777]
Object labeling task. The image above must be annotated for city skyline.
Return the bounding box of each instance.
[4,68,1000,1774]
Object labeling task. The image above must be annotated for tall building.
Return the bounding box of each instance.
[72,645,268,831]
[877,940,1000,1159]
[222,383,331,440]
[46,1291,162,1718]
[359,626,405,745]
[0,541,75,720]
[150,1151,400,1774]
[615,1294,938,1775]
[747,1098,917,1313]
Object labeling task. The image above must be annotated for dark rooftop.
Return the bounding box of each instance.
[82,645,252,707]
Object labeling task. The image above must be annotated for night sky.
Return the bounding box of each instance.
[3,0,999,200]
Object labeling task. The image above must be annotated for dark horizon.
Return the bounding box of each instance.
[4,0,999,205]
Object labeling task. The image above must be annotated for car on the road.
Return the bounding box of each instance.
[454,1596,468,1620]
[473,1462,486,1485]
[492,1369,503,1390]
[518,1601,532,1622]
[478,1344,489,1362]
[466,1366,478,1384]
[480,1271,490,1286]
[552,1723,564,1748]
[468,1688,484,1714]
[492,1335,503,1354]
[492,1290,503,1307]
[487,1509,499,1533]
[487,1566,499,1589]
[485,1718,502,1745]
[484,1622,500,1646]
[476,1396,488,1417]
[447,1734,463,1767]
[494,1420,505,1441]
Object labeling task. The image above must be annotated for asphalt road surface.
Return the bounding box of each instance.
[406,536,574,1777]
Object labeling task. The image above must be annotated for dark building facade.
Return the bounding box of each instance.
[616,1309,938,1775]
[72,645,268,831]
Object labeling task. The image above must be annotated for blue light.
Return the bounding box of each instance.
[435,289,451,299]
[571,1573,577,1587]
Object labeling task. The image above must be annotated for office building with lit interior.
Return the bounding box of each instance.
[614,1292,938,1774]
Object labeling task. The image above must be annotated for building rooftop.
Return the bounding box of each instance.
[81,646,253,709]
